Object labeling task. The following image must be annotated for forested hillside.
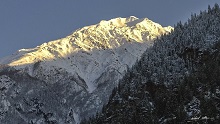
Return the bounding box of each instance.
[82,4,220,124]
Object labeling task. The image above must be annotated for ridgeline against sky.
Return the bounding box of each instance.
[0,0,220,58]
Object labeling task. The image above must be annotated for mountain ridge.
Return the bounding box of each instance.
[81,4,220,123]
[0,16,172,93]
[0,16,172,123]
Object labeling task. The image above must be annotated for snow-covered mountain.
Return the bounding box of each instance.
[81,4,220,123]
[0,16,172,123]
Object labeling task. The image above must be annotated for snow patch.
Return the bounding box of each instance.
[73,112,80,124]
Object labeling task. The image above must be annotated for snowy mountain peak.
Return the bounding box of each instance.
[99,16,138,27]
[126,16,139,22]
[0,16,173,123]
[0,16,173,93]
[0,17,172,67]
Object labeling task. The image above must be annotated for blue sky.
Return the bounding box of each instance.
[0,0,220,58]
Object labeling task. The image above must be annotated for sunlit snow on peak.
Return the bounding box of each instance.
[0,16,173,93]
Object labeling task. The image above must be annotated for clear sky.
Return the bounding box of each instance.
[0,0,220,58]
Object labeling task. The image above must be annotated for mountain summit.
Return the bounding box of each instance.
[0,16,172,92]
[81,4,220,124]
[1,16,172,67]
[0,16,172,123]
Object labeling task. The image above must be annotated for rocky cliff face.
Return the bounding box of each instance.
[0,16,172,124]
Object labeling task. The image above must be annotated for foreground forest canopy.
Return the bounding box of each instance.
[82,4,220,124]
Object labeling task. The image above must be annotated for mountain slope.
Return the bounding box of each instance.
[0,16,172,123]
[0,16,172,92]
[82,4,220,124]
